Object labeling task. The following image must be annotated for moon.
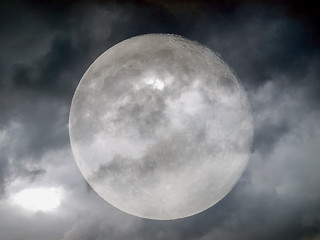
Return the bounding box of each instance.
[69,34,253,220]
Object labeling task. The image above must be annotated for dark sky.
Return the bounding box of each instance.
[1,0,320,239]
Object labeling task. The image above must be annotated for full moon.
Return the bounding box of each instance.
[69,34,253,220]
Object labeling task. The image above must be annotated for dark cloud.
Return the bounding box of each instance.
[0,0,319,239]
[0,0,135,198]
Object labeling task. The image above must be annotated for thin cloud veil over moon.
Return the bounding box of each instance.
[69,34,253,220]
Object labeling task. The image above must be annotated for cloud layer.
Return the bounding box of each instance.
[0,0,319,239]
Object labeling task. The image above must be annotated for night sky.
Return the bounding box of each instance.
[1,0,320,239]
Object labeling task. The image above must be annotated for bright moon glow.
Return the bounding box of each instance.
[13,188,62,212]
[69,34,253,220]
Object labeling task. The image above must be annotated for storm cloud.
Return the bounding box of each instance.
[0,0,319,239]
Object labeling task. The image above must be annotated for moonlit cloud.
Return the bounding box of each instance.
[0,0,319,239]
[12,188,62,211]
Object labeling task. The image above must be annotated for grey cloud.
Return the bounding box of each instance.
[0,96,66,197]
[127,78,320,240]
[0,1,319,240]
[59,74,320,240]
[0,1,137,198]
[90,130,209,190]
[193,6,316,89]
[0,156,9,198]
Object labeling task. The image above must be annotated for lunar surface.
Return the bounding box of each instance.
[69,34,253,220]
